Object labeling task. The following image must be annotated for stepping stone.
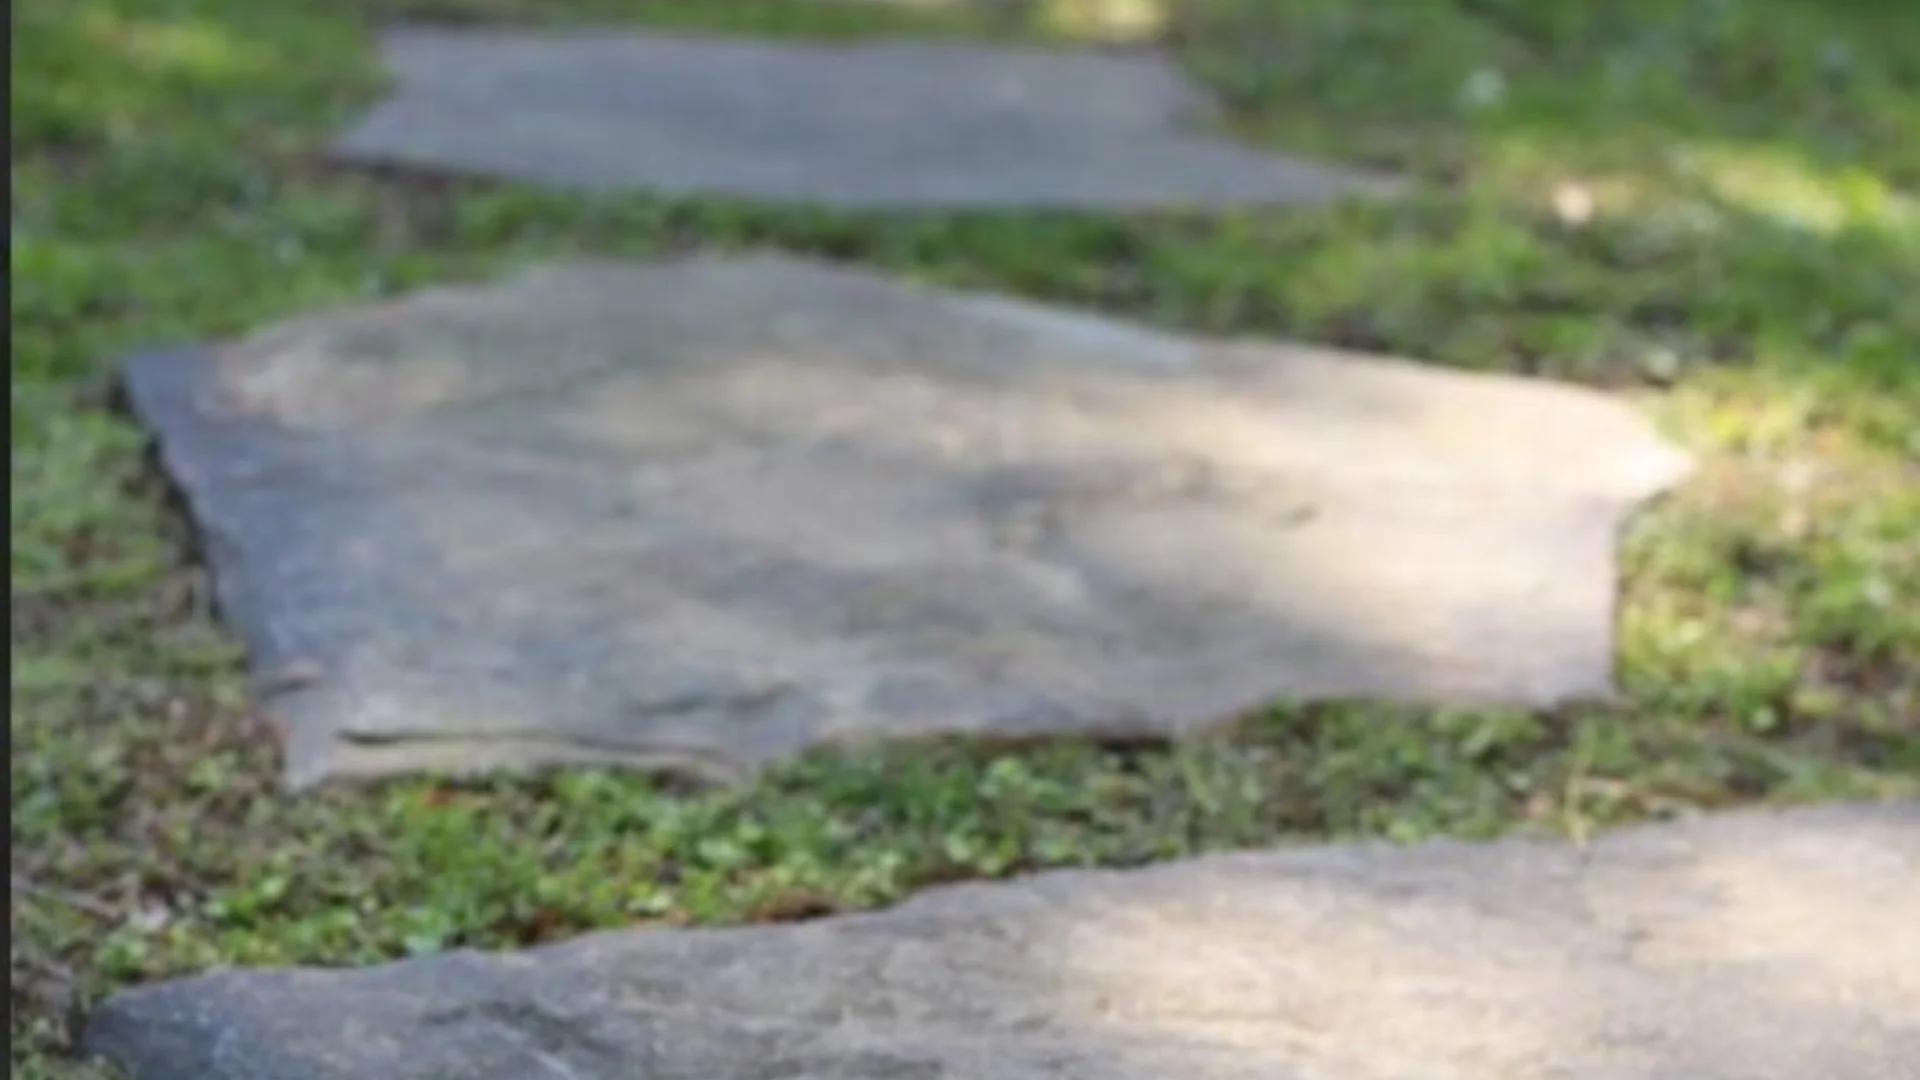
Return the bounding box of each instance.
[327,28,1395,209]
[83,802,1920,1079]
[124,255,1691,790]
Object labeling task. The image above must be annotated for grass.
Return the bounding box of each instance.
[11,0,1918,1074]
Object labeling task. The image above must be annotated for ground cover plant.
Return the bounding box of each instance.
[11,0,1917,1075]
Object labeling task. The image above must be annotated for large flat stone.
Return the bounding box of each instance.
[327,28,1394,208]
[124,255,1691,789]
[83,802,1920,1079]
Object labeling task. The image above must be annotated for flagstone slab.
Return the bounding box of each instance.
[83,802,1920,1080]
[327,27,1395,208]
[123,255,1691,789]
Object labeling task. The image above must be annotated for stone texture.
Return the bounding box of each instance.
[83,802,1920,1080]
[123,255,1691,789]
[327,27,1395,208]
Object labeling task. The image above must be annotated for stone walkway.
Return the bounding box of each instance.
[85,804,1920,1079]
[127,255,1688,789]
[87,11,1911,1080]
[329,28,1396,208]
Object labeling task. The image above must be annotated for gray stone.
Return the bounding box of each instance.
[123,255,1691,789]
[328,28,1395,209]
[83,802,1920,1079]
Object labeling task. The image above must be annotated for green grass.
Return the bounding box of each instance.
[11,0,1918,1074]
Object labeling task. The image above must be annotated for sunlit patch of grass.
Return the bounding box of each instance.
[1668,141,1919,235]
